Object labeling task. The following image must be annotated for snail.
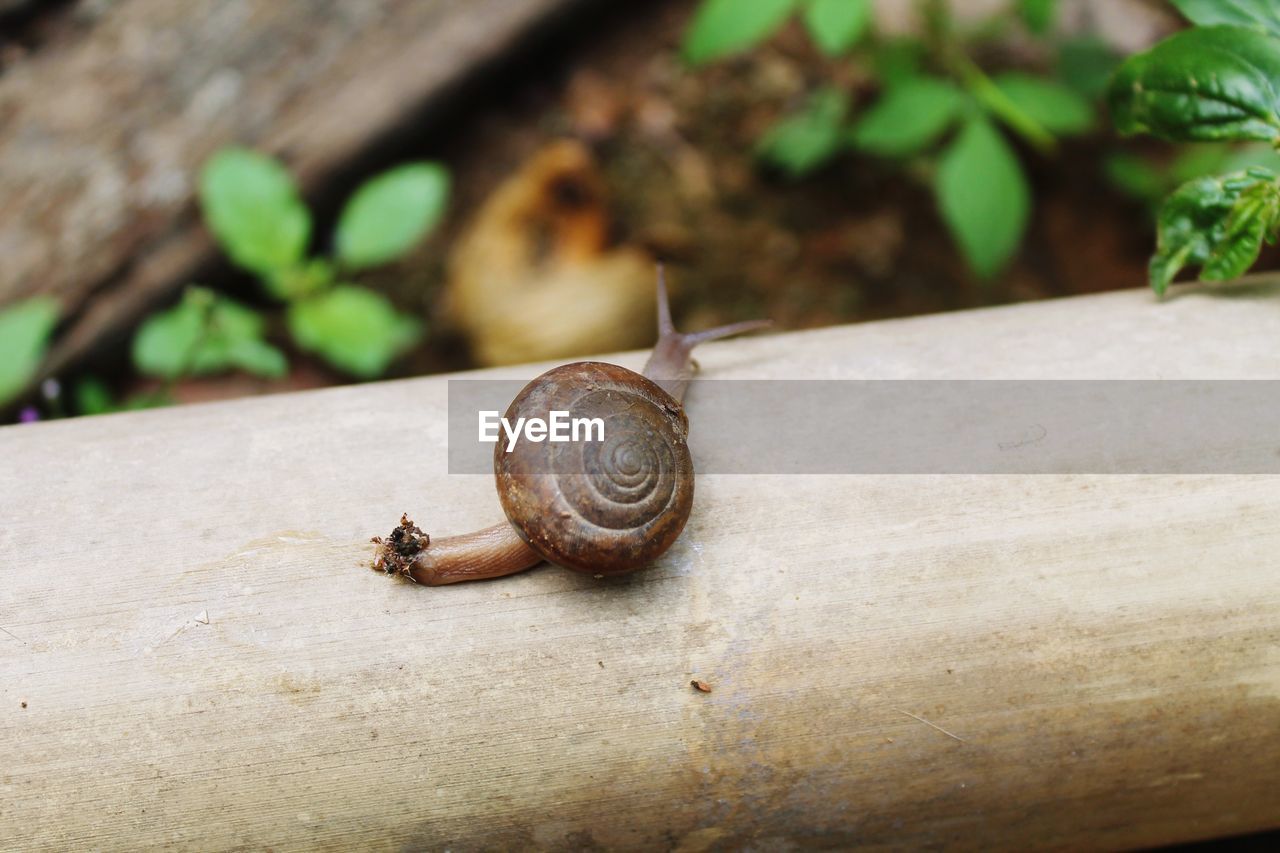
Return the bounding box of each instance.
[372,267,769,585]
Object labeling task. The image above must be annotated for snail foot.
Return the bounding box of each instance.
[371,514,430,580]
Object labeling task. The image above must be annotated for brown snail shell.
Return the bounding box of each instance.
[494,361,694,575]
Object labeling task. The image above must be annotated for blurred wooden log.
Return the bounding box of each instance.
[2,283,1279,849]
[0,0,599,377]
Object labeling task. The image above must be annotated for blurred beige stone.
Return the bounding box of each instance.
[445,139,656,366]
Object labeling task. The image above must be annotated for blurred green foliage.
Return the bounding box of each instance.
[682,0,800,64]
[133,286,287,380]
[992,73,1092,136]
[1104,143,1278,213]
[755,87,850,176]
[1018,0,1056,35]
[9,149,449,419]
[849,78,965,157]
[286,285,424,379]
[804,0,872,57]
[0,298,59,407]
[128,149,445,394]
[683,0,1104,281]
[335,163,450,270]
[1168,0,1280,36]
[937,117,1030,280]
[201,149,312,279]
[1055,37,1122,99]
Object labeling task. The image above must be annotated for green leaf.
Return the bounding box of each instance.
[993,73,1093,136]
[1019,0,1056,34]
[1164,142,1280,188]
[936,116,1031,279]
[1206,188,1274,280]
[1108,25,1280,144]
[873,38,926,88]
[336,163,450,270]
[132,295,206,379]
[133,286,288,380]
[1104,145,1280,211]
[965,65,1056,153]
[1169,144,1237,185]
[124,394,170,411]
[1057,37,1121,100]
[264,258,336,301]
[1220,142,1280,174]
[1149,167,1280,293]
[286,285,422,378]
[683,0,799,65]
[1170,0,1280,38]
[802,0,871,57]
[757,88,849,176]
[1103,152,1166,203]
[73,377,117,416]
[850,77,966,157]
[200,148,311,277]
[0,297,59,406]
[224,337,289,379]
[72,377,165,415]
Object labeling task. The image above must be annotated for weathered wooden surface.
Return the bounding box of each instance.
[0,0,595,376]
[2,283,1280,849]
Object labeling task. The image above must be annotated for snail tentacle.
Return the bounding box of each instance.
[642,264,771,403]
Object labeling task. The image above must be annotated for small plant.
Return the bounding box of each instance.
[4,149,449,420]
[1109,1,1280,293]
[134,148,448,385]
[134,285,287,381]
[682,0,1104,279]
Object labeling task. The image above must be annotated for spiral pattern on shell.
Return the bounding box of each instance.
[494,361,694,575]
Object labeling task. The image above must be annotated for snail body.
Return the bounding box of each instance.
[374,268,768,585]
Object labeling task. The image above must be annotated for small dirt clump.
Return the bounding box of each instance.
[372,514,429,578]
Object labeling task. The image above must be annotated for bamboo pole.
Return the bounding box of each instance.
[2,282,1279,850]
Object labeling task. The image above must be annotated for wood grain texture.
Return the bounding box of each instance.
[0,0,595,376]
[2,283,1279,850]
